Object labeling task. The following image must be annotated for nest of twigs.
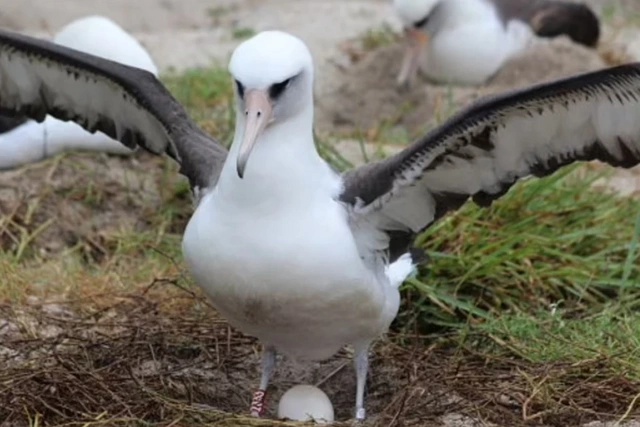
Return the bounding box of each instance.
[1,279,639,427]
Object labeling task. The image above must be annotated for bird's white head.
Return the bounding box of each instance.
[392,0,440,87]
[393,0,440,28]
[228,31,314,179]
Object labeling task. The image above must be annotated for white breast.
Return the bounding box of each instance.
[182,189,396,361]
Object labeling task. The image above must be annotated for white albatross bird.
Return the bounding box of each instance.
[393,0,600,86]
[0,15,157,169]
[0,29,640,420]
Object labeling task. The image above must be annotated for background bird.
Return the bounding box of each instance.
[393,0,600,86]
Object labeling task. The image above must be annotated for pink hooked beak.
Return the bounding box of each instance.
[397,28,429,88]
[236,89,274,178]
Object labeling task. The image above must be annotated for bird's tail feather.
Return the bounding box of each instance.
[385,248,425,288]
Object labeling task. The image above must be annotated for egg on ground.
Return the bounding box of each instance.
[277,384,335,423]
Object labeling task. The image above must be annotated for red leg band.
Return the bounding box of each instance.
[250,389,267,417]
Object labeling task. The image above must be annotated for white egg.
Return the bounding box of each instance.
[277,384,335,423]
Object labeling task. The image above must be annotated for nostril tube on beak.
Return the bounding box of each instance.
[237,89,273,179]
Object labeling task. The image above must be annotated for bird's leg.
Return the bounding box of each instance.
[354,342,370,421]
[250,345,276,417]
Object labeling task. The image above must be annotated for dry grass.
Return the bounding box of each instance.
[2,280,640,426]
[1,280,305,426]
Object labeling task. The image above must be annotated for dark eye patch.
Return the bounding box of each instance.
[235,80,245,98]
[414,15,429,28]
[269,77,292,100]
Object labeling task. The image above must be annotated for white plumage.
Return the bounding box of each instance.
[182,31,409,420]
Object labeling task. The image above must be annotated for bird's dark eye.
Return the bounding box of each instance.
[235,80,245,98]
[414,15,429,28]
[269,78,292,100]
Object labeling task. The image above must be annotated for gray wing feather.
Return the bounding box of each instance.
[342,63,640,261]
[0,28,227,192]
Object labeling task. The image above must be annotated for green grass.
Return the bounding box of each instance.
[476,306,640,378]
[207,5,232,21]
[599,3,640,26]
[232,27,257,40]
[600,4,619,24]
[402,164,640,329]
[359,24,398,51]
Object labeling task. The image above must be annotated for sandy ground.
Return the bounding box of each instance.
[1,1,640,426]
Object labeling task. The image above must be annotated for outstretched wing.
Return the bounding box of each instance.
[0,28,227,192]
[342,63,640,261]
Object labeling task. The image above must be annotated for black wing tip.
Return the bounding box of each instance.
[0,115,29,133]
[409,247,429,265]
[530,2,600,47]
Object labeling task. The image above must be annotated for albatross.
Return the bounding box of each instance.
[393,0,601,86]
[0,28,639,420]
